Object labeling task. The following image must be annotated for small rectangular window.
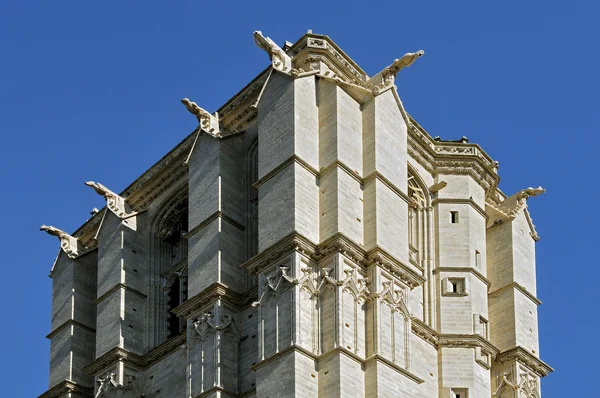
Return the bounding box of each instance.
[450,211,459,223]
[451,388,468,398]
[475,250,481,268]
[443,277,467,296]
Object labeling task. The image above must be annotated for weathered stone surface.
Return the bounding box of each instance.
[40,31,551,398]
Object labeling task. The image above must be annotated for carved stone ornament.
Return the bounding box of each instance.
[95,372,144,398]
[367,50,424,94]
[253,30,293,73]
[496,186,545,218]
[318,267,370,303]
[493,371,540,398]
[191,312,241,345]
[181,98,223,137]
[85,181,128,218]
[252,265,307,306]
[40,224,79,258]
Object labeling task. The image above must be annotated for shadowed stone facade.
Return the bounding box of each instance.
[40,31,552,398]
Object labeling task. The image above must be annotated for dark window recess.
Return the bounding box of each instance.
[167,277,181,338]
[451,211,459,223]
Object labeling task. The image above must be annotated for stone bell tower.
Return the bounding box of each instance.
[39,30,551,398]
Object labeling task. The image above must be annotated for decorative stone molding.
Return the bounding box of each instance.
[410,318,438,347]
[172,283,249,319]
[38,380,93,398]
[365,248,425,289]
[288,33,368,85]
[410,318,501,359]
[242,232,317,274]
[242,232,424,290]
[85,181,128,218]
[181,98,223,138]
[40,224,80,258]
[95,372,144,398]
[191,312,241,345]
[493,371,541,398]
[253,265,312,306]
[374,281,409,313]
[438,334,499,359]
[494,347,553,378]
[84,334,186,376]
[318,267,370,302]
[253,31,293,73]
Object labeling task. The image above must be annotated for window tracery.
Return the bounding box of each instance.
[149,190,189,346]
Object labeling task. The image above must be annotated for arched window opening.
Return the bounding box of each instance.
[150,191,190,345]
[407,173,428,268]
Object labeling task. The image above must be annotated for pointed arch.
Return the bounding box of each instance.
[148,185,189,346]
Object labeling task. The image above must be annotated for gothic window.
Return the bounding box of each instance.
[407,169,429,269]
[150,191,189,345]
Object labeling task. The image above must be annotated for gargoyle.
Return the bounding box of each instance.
[516,186,546,200]
[85,181,128,218]
[253,31,292,73]
[84,181,114,198]
[387,50,425,75]
[181,98,221,136]
[40,225,79,258]
[40,225,69,239]
[367,50,425,93]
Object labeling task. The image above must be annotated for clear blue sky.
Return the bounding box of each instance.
[1,1,596,396]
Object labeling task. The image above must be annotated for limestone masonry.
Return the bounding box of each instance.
[40,31,552,398]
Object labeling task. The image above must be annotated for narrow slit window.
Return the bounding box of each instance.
[450,211,459,223]
[475,250,481,268]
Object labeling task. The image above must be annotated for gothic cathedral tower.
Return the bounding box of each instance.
[40,31,551,398]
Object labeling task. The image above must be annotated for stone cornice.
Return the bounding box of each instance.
[438,334,500,357]
[410,318,500,358]
[38,380,93,398]
[184,210,245,240]
[489,282,542,305]
[255,156,411,207]
[193,386,241,398]
[365,247,425,289]
[432,198,488,220]
[411,318,438,347]
[364,354,425,384]
[83,333,186,376]
[94,283,147,305]
[494,346,553,377]
[288,33,368,86]
[46,319,96,339]
[242,232,318,274]
[433,267,491,288]
[363,171,411,205]
[319,160,362,185]
[254,155,319,189]
[407,118,500,198]
[172,282,250,319]
[251,344,424,385]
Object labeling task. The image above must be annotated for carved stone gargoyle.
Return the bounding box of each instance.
[40,225,79,258]
[367,50,425,94]
[253,30,293,73]
[84,181,128,218]
[181,98,222,137]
